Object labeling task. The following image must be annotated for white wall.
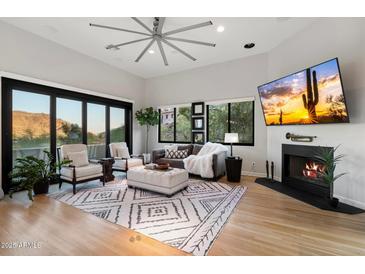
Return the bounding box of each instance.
[266,18,365,208]
[145,53,268,177]
[0,21,146,192]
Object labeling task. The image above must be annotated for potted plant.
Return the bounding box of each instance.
[135,107,159,164]
[9,150,70,201]
[314,145,346,208]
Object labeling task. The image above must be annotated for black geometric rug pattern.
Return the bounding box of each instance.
[49,178,246,255]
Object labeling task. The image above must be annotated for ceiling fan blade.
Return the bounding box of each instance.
[89,23,151,36]
[135,39,156,62]
[162,39,196,61]
[164,37,216,47]
[156,17,166,34]
[157,39,168,66]
[131,17,154,34]
[163,21,213,36]
[107,37,153,49]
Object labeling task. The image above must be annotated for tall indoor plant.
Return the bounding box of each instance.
[9,150,70,201]
[135,107,159,163]
[314,145,346,207]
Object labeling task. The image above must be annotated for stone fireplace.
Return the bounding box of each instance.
[282,144,333,198]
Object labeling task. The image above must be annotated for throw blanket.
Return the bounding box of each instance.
[183,142,228,178]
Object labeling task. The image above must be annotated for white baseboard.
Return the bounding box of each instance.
[335,195,365,210]
[241,171,266,177]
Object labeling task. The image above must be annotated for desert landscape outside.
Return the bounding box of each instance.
[258,58,349,125]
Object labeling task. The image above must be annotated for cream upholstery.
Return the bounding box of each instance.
[127,166,189,195]
[109,142,128,158]
[109,142,143,171]
[60,164,103,181]
[58,144,103,185]
[114,158,144,170]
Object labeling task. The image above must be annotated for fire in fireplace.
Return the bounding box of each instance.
[302,160,325,179]
[282,144,333,198]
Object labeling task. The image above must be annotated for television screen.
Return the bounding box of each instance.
[258,58,349,126]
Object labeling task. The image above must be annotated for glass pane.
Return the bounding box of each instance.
[231,101,254,144]
[110,107,125,143]
[87,103,106,159]
[176,106,191,142]
[160,107,174,142]
[208,104,228,142]
[56,98,82,146]
[12,90,50,167]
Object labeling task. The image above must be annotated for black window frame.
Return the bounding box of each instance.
[206,101,255,146]
[158,106,192,144]
[1,77,133,193]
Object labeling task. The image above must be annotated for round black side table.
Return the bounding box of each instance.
[225,157,242,182]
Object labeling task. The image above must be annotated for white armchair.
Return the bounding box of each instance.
[109,142,144,173]
[57,144,104,194]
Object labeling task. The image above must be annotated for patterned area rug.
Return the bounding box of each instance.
[49,178,246,255]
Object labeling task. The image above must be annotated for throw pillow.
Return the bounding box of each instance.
[67,151,89,167]
[166,149,189,159]
[116,147,130,159]
[164,144,178,155]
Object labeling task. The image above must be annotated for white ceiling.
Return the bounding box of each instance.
[2,17,317,79]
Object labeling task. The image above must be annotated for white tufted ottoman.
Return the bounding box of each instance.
[127,166,189,196]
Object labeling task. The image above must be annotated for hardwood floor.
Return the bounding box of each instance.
[1,176,365,255]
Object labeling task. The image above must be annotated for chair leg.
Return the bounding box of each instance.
[73,184,76,194]
[59,181,63,189]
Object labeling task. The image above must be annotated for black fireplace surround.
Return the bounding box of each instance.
[282,144,333,198]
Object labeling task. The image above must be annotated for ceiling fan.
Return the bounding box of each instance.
[89,17,216,66]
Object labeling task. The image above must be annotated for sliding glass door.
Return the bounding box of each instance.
[12,90,50,167]
[1,78,133,193]
[87,103,106,159]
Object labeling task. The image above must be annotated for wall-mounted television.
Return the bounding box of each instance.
[258,58,349,126]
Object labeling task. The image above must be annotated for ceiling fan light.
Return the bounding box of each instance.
[148,49,155,54]
[217,26,225,32]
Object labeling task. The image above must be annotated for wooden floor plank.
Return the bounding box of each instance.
[1,176,365,255]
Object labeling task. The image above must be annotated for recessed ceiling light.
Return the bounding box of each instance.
[216,26,225,33]
[244,43,255,49]
[148,49,155,54]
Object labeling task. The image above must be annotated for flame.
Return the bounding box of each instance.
[303,161,325,179]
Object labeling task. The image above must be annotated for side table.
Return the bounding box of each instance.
[225,157,242,182]
[99,158,115,183]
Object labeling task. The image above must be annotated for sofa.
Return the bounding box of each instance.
[152,144,227,180]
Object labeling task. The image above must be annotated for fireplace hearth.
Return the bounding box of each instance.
[254,143,364,214]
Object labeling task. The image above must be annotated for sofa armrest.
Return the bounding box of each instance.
[152,149,165,163]
[212,151,227,178]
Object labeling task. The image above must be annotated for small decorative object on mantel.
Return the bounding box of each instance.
[192,102,205,116]
[286,132,317,142]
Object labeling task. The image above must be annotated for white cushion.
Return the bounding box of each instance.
[67,151,89,167]
[116,147,130,159]
[60,164,103,181]
[113,158,143,170]
[164,144,178,155]
[60,144,88,161]
[109,142,127,158]
[127,166,189,195]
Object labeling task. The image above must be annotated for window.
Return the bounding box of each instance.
[2,78,132,193]
[87,103,106,159]
[159,107,175,142]
[159,105,192,143]
[56,98,82,145]
[207,100,254,146]
[110,107,125,143]
[176,106,192,143]
[12,90,50,167]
